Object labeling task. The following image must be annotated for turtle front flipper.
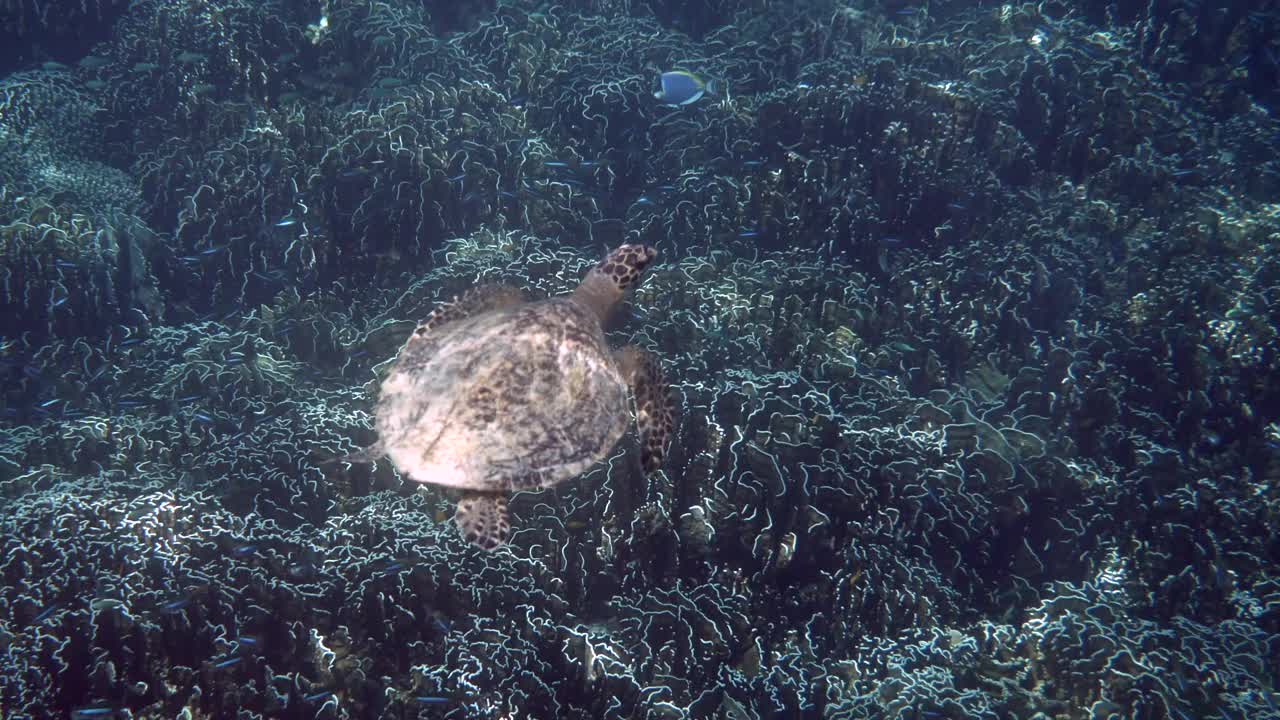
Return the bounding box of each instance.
[618,346,677,474]
[455,492,511,551]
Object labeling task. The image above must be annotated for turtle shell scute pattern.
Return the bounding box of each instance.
[376,297,629,492]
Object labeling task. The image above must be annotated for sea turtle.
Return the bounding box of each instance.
[372,244,677,550]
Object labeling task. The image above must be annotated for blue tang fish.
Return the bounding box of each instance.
[654,71,716,105]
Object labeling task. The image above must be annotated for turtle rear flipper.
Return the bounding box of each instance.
[618,346,676,474]
[455,492,511,550]
[412,285,525,340]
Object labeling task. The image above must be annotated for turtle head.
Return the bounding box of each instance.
[572,244,658,324]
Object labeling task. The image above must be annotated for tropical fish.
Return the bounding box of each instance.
[654,71,716,105]
[158,596,192,614]
[32,602,61,624]
[71,707,122,719]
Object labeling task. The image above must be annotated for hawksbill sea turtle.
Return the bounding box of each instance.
[371,244,677,550]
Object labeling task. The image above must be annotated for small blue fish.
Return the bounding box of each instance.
[199,246,226,255]
[213,656,243,668]
[738,229,761,238]
[159,597,191,614]
[654,71,716,105]
[303,691,333,702]
[71,708,119,719]
[232,544,258,556]
[32,602,61,624]
[274,216,298,227]
[415,696,450,704]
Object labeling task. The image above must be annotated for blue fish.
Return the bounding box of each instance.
[71,708,120,719]
[32,602,61,624]
[159,597,192,614]
[213,656,243,668]
[303,691,333,702]
[415,696,450,704]
[654,71,716,105]
[274,216,299,227]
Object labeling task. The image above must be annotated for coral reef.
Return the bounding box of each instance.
[1,0,1278,718]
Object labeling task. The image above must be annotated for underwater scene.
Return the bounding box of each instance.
[2,0,1279,718]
